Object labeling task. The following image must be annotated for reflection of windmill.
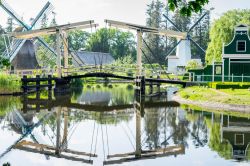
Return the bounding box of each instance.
[0,0,57,69]
[164,9,213,74]
[2,108,97,164]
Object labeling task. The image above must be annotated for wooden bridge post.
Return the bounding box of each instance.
[157,75,160,93]
[36,75,40,92]
[22,75,28,94]
[48,75,52,91]
[149,75,153,95]
[36,92,40,112]
[22,95,28,113]
[56,107,62,155]
[56,29,62,78]
[135,76,145,96]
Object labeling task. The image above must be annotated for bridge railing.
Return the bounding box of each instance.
[6,65,169,79]
[8,69,56,77]
[62,65,169,78]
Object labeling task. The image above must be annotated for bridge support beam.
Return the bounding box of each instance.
[135,76,145,96]
[135,30,145,96]
[54,78,71,94]
[56,29,62,78]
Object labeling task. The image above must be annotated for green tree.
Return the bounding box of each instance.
[205,10,250,64]
[86,28,113,53]
[68,30,90,51]
[145,0,165,64]
[168,0,209,16]
[191,10,210,63]
[86,28,136,60]
[186,60,201,70]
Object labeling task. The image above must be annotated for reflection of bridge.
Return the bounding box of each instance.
[0,91,186,165]
[22,96,180,112]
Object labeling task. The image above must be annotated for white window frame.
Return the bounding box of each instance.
[236,40,246,52]
[235,134,244,145]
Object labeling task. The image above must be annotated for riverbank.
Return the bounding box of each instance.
[0,73,21,94]
[173,86,250,112]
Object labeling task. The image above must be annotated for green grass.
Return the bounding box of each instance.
[179,86,250,105]
[0,73,21,93]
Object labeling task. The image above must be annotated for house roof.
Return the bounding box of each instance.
[74,51,114,66]
[223,25,250,56]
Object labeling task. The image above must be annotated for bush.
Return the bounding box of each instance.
[208,82,250,89]
[0,73,21,93]
[108,84,113,88]
[126,84,133,90]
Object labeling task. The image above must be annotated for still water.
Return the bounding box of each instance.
[0,84,249,166]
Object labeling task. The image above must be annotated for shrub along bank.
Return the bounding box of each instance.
[0,73,21,94]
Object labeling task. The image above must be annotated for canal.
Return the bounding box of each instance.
[0,84,249,166]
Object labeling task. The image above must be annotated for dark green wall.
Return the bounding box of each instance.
[224,33,250,54]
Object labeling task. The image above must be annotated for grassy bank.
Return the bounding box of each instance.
[179,86,250,105]
[0,73,21,93]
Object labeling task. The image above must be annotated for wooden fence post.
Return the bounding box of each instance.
[48,75,52,91]
[22,75,27,94]
[36,75,40,91]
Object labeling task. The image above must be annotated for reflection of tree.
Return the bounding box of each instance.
[144,108,160,149]
[190,114,208,147]
[0,97,21,117]
[206,118,232,159]
[168,109,189,146]
[144,108,189,150]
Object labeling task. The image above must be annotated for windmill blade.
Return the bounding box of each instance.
[0,0,57,60]
[9,40,27,62]
[165,39,182,60]
[189,38,206,53]
[31,2,54,29]
[188,11,209,33]
[163,14,181,32]
[0,0,30,29]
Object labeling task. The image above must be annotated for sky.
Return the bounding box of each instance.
[0,0,250,29]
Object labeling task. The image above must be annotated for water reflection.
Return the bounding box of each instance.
[0,85,249,165]
[221,115,250,160]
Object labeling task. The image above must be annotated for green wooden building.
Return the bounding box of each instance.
[189,24,250,82]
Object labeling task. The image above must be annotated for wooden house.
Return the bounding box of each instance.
[189,24,250,82]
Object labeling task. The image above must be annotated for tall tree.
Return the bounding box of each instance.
[145,0,165,64]
[68,30,90,51]
[206,9,250,64]
[6,17,13,32]
[191,10,210,63]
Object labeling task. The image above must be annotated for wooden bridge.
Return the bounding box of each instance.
[20,65,192,94]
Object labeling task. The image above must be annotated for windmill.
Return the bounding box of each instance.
[0,0,57,69]
[163,8,213,74]
[11,20,98,77]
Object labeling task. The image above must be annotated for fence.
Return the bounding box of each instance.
[190,73,250,83]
